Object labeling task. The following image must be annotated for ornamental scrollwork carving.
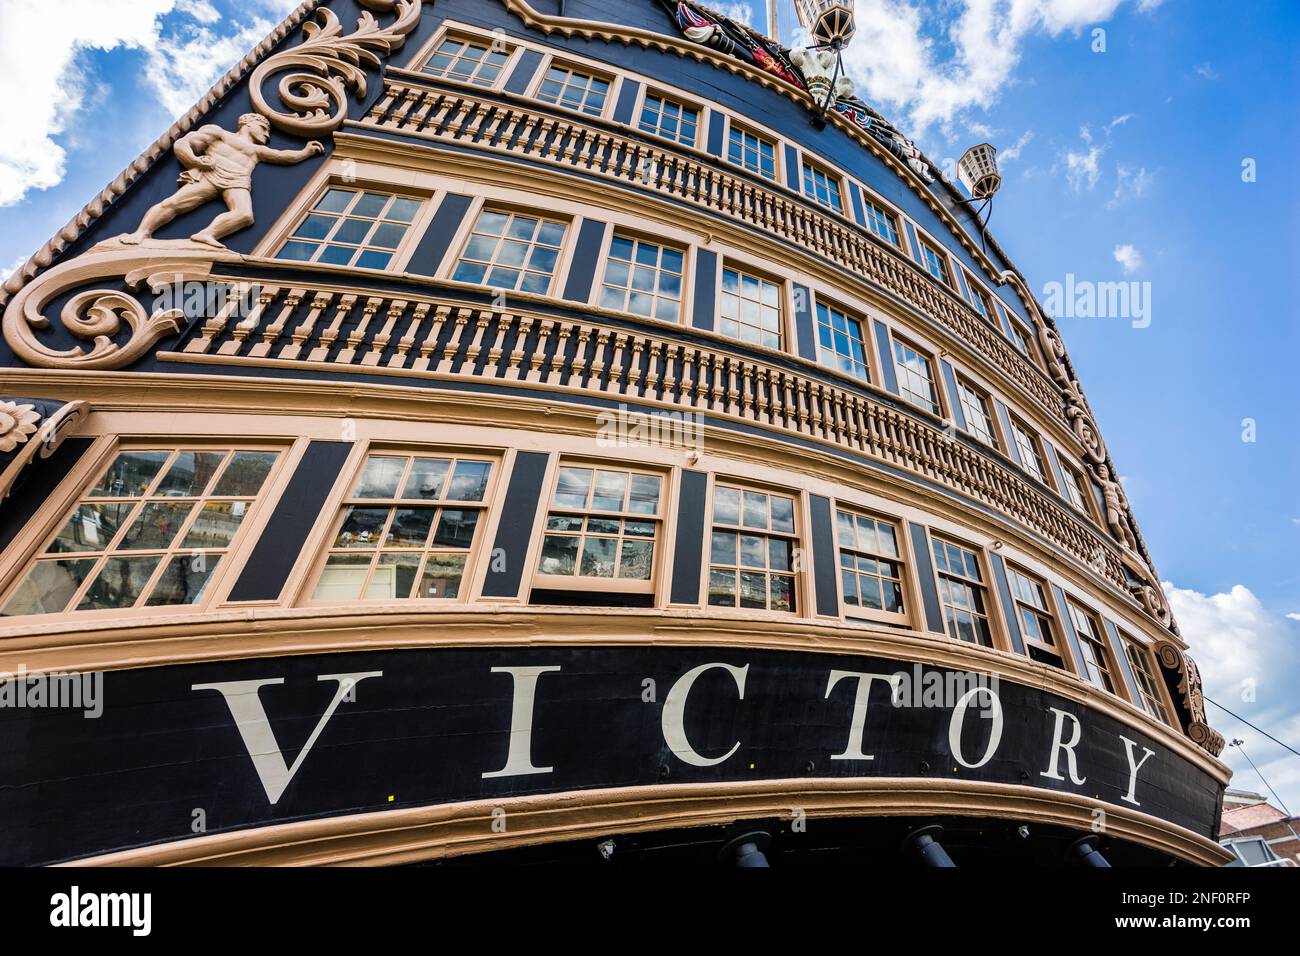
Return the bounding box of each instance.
[1154,641,1224,757]
[250,0,422,137]
[1,249,226,371]
[0,399,91,500]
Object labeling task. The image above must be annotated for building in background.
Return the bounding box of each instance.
[0,0,1229,866]
[1220,788,1299,866]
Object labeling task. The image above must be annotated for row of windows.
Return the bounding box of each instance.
[270,185,1090,522]
[0,444,1173,728]
[413,30,1031,350]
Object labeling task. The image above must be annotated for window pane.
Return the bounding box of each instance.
[403,458,451,500]
[419,554,468,599]
[313,554,372,600]
[47,502,136,554]
[539,535,580,575]
[369,553,420,599]
[579,536,618,577]
[708,568,736,606]
[618,540,654,579]
[432,509,478,549]
[76,555,162,610]
[555,467,593,508]
[354,456,406,498]
[446,460,491,501]
[335,507,389,548]
[386,508,435,548]
[212,452,277,496]
[145,553,222,606]
[118,501,197,551]
[181,501,249,550]
[1,559,97,616]
[88,450,170,498]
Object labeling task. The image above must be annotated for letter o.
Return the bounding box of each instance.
[948,686,1004,769]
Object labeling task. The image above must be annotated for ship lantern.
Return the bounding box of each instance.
[795,0,857,49]
[956,143,1001,201]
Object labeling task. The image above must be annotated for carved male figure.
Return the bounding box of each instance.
[122,113,323,248]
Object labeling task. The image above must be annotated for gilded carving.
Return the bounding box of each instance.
[250,0,422,136]
[0,402,41,453]
[122,114,323,248]
[2,252,224,371]
[0,0,326,306]
[1155,641,1225,757]
[0,399,90,500]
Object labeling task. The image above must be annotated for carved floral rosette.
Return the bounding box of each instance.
[1154,640,1225,757]
[0,398,90,500]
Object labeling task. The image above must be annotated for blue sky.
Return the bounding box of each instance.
[1,0,1296,814]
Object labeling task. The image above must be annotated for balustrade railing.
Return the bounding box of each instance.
[355,76,1065,425]
[175,275,1128,595]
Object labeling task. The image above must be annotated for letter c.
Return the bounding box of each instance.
[661,662,748,767]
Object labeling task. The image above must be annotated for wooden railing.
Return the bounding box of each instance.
[176,276,1129,596]
[355,75,1065,425]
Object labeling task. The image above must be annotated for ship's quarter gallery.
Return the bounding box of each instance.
[0,0,1255,877]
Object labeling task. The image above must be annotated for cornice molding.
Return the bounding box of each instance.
[68,778,1233,867]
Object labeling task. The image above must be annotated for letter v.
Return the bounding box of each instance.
[193,672,382,804]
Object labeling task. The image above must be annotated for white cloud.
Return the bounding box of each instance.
[1,255,29,281]
[712,2,757,27]
[1113,243,1143,273]
[1166,582,1300,812]
[0,0,303,207]
[1108,164,1154,206]
[1195,61,1220,80]
[143,14,280,117]
[838,0,1153,134]
[1104,112,1136,134]
[1288,613,1300,622]
[1065,143,1104,190]
[0,0,178,206]
[998,129,1034,165]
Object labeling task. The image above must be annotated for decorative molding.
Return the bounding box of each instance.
[250,0,423,136]
[1155,639,1225,757]
[67,778,1233,867]
[1000,268,1177,634]
[1,246,229,370]
[0,399,90,500]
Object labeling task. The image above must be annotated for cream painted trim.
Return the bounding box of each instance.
[525,456,674,601]
[292,443,508,608]
[400,20,528,93]
[67,777,1233,867]
[0,432,303,618]
[583,222,694,329]
[435,194,583,300]
[250,164,444,274]
[698,474,812,620]
[524,49,620,123]
[713,255,795,356]
[628,81,711,152]
[491,0,1016,291]
[824,501,915,629]
[325,131,1075,456]
[0,372,1179,660]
